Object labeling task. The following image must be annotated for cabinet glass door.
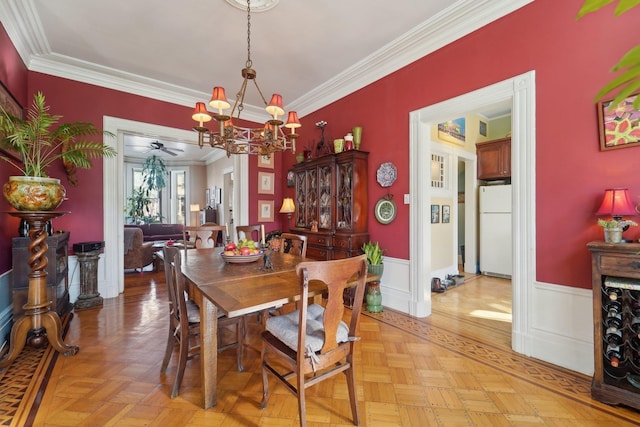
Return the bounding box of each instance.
[318,164,332,229]
[336,162,353,230]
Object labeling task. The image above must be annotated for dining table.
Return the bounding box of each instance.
[158,247,378,409]
[158,248,317,409]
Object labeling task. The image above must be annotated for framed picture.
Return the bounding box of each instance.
[431,204,440,223]
[442,205,450,223]
[258,200,274,222]
[0,81,23,163]
[258,171,274,195]
[286,169,295,187]
[479,120,487,137]
[598,93,640,151]
[258,154,274,169]
[437,117,466,145]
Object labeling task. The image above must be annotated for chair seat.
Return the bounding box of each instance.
[265,304,349,353]
[185,300,229,324]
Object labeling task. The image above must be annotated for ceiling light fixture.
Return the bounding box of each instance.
[191,0,300,158]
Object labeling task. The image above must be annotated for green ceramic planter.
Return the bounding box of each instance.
[3,176,66,211]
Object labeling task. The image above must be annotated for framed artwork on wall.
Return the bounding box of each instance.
[442,205,450,223]
[431,204,440,223]
[0,81,23,163]
[258,172,275,195]
[437,117,466,145]
[258,154,274,169]
[286,169,295,187]
[258,200,274,222]
[597,93,640,151]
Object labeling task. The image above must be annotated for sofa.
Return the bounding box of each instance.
[124,227,155,271]
[125,223,184,242]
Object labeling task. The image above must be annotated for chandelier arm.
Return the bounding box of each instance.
[252,79,270,107]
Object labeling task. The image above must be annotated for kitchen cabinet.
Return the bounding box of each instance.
[588,241,640,410]
[476,137,511,180]
[12,231,71,318]
[291,150,369,260]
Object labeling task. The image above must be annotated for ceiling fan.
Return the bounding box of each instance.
[146,141,184,156]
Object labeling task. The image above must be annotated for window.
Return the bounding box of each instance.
[431,154,446,189]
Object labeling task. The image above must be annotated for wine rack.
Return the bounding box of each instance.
[589,241,640,409]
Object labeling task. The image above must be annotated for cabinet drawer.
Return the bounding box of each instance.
[333,235,351,249]
[307,235,332,247]
[307,246,332,260]
[600,254,640,279]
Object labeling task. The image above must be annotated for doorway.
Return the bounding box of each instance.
[409,71,536,355]
[101,117,249,298]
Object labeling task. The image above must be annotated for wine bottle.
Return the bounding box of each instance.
[604,314,623,330]
[632,317,640,340]
[606,344,624,368]
[604,300,622,317]
[605,326,624,346]
[604,286,623,301]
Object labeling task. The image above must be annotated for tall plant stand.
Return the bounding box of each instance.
[0,211,79,369]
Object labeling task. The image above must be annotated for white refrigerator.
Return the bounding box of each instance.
[479,184,512,277]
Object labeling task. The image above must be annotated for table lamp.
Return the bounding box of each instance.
[279,198,296,229]
[190,204,201,226]
[596,188,637,240]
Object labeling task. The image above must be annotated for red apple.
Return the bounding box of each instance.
[240,246,251,256]
[225,242,237,251]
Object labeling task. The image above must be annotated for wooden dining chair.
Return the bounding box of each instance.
[160,246,244,398]
[183,224,226,249]
[236,224,261,243]
[260,255,368,427]
[279,232,307,258]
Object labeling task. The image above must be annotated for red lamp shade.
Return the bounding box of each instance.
[596,188,637,217]
[265,93,284,117]
[285,111,301,129]
[192,102,212,125]
[209,86,231,113]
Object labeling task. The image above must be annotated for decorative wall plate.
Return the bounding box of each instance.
[374,196,397,224]
[376,162,397,187]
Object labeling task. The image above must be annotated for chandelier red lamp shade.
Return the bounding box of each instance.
[596,188,637,220]
[189,0,300,158]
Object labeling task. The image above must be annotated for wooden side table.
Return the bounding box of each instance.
[0,211,79,369]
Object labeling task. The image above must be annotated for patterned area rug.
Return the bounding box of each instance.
[0,313,71,427]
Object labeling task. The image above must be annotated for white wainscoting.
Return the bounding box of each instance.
[530,280,594,376]
[378,257,595,376]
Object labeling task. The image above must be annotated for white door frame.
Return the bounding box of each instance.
[409,71,536,354]
[101,117,248,298]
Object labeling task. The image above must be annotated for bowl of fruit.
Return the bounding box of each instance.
[221,238,264,264]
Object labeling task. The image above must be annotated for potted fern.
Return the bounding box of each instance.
[0,91,116,211]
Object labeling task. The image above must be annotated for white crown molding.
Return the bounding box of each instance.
[290,0,534,116]
[2,0,533,118]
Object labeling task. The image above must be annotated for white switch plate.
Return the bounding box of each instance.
[404,194,410,204]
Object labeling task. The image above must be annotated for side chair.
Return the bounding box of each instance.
[236,224,261,243]
[260,254,368,427]
[160,246,244,399]
[279,232,307,257]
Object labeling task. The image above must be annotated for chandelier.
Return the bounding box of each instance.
[191,0,301,157]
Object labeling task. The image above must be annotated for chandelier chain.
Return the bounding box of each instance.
[246,0,252,68]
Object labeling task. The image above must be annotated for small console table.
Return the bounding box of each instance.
[0,211,78,369]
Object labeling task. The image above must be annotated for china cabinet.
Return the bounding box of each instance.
[476,137,511,180]
[588,241,640,410]
[291,150,369,260]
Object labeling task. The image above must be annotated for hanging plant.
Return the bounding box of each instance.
[141,155,168,192]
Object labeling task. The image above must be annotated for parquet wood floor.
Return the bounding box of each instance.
[2,270,640,425]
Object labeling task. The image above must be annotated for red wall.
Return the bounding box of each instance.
[279,0,640,289]
[2,0,640,289]
[0,23,28,273]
